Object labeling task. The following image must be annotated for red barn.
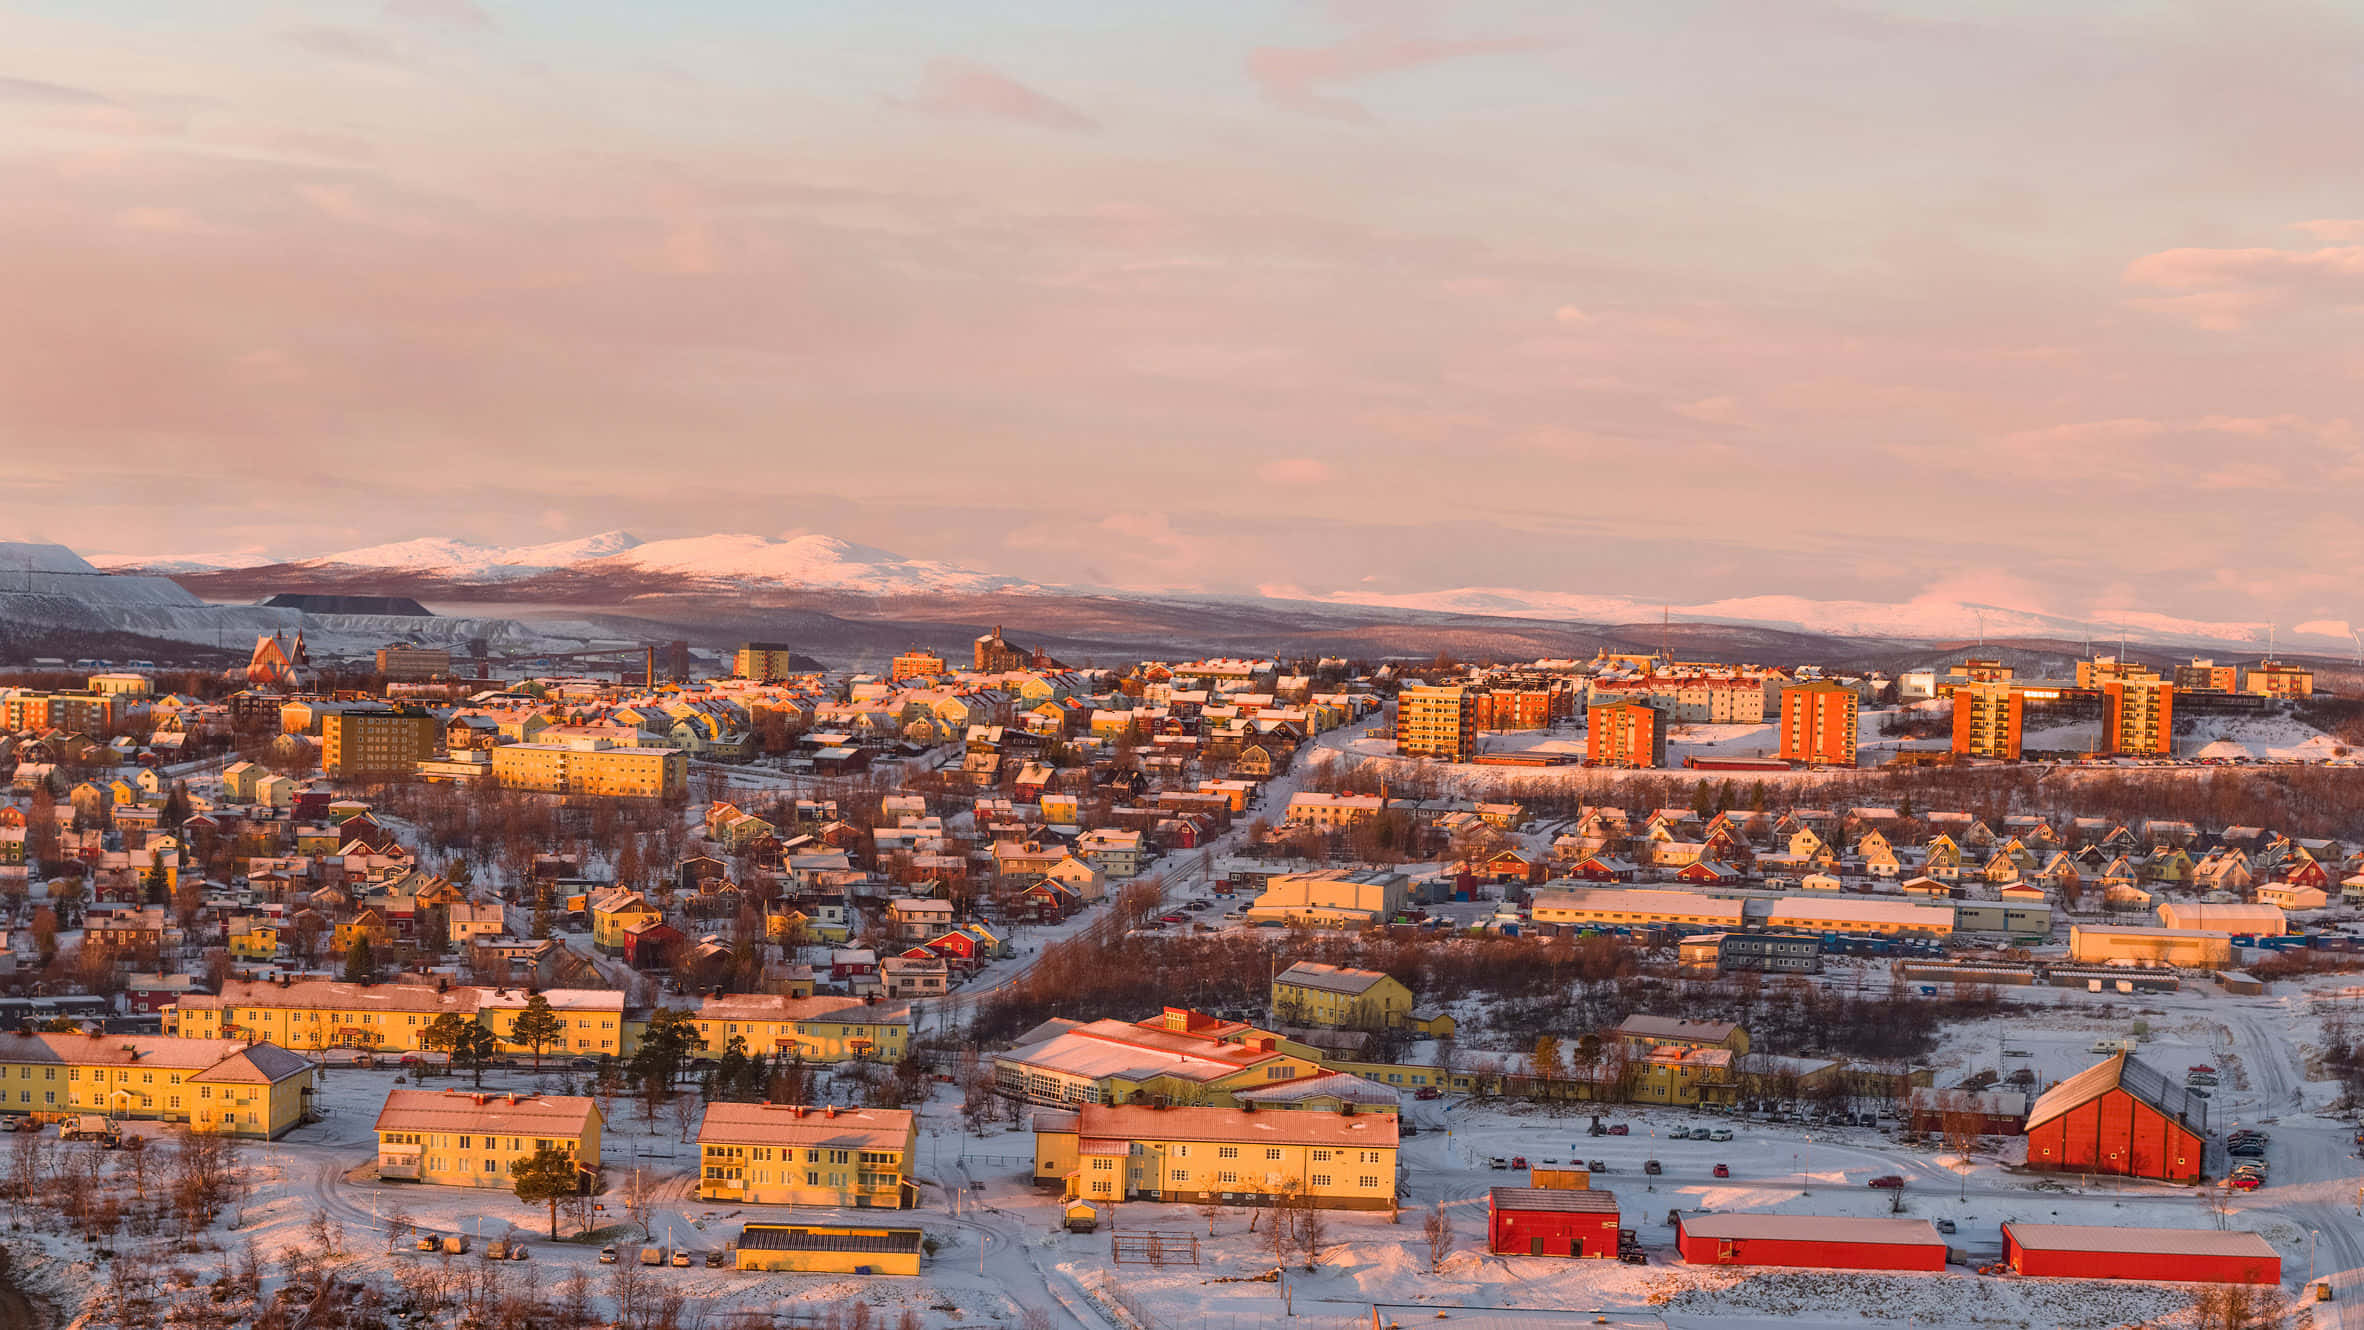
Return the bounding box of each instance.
[2002,1224,2279,1285]
[2023,1053,2207,1183]
[1487,1187,1619,1258]
[1676,1215,1945,1271]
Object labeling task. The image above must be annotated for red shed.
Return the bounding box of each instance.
[1676,1214,1945,1271]
[2023,1053,2207,1183]
[1487,1187,1619,1258]
[2003,1224,2279,1285]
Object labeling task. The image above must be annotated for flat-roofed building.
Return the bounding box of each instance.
[2173,659,2237,693]
[374,646,452,682]
[2067,925,2231,968]
[1529,886,1745,931]
[373,1089,601,1187]
[322,706,439,779]
[735,1223,923,1276]
[1777,682,1857,767]
[2100,679,2173,757]
[2242,660,2312,698]
[1397,685,1478,762]
[684,992,911,1065]
[2155,901,2286,936]
[1587,701,1666,769]
[697,1103,915,1208]
[1244,870,1408,926]
[734,643,801,681]
[488,739,687,799]
[1034,1103,1398,1210]
[1762,896,1953,937]
[1950,682,2023,760]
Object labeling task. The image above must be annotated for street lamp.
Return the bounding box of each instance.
[2309,1229,2318,1286]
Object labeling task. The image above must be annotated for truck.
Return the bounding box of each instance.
[60,1115,119,1146]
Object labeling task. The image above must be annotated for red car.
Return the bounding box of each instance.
[1608,1124,1629,1136]
[1712,1163,1730,1178]
[1868,1175,1905,1189]
[1160,914,1187,924]
[1414,1087,1441,1101]
[2227,1174,2263,1191]
[1511,1156,1528,1170]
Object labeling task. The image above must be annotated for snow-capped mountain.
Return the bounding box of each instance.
[161,530,1045,596]
[1260,582,2338,651]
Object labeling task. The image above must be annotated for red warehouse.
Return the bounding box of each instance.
[1487,1187,1620,1258]
[2023,1054,2207,1184]
[1676,1215,1945,1271]
[2003,1224,2279,1285]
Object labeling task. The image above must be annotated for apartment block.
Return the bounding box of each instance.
[373,646,453,682]
[2243,661,2313,698]
[2100,679,2174,757]
[1777,682,1858,767]
[320,706,439,779]
[1035,1104,1398,1210]
[1396,684,1478,761]
[0,1033,313,1138]
[487,737,687,799]
[373,1089,601,1188]
[733,642,802,681]
[1949,682,2024,760]
[1270,962,1413,1030]
[685,993,912,1065]
[697,1103,915,1208]
[1586,701,1666,769]
[2173,659,2237,693]
[888,650,947,682]
[2075,656,2158,688]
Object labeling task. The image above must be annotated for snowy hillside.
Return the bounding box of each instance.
[159,530,1046,596]
[86,548,275,575]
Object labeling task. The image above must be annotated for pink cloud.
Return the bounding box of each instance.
[1257,457,1331,485]
[2293,219,2364,242]
[1248,31,1557,121]
[900,60,1097,132]
[2123,237,2364,329]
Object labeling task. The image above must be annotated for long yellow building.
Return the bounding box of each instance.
[374,1089,601,1187]
[697,1103,914,1208]
[0,1032,314,1138]
[488,739,687,799]
[1035,1104,1398,1210]
[1270,963,1413,1030]
[735,1224,922,1276]
[686,993,912,1065]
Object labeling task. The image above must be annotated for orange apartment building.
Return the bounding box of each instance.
[889,650,947,682]
[1777,682,1858,768]
[2100,680,2173,757]
[2172,659,2236,693]
[1950,682,2024,760]
[2243,661,2312,698]
[1471,688,1559,731]
[1587,701,1666,769]
[1397,685,1478,761]
[320,706,440,780]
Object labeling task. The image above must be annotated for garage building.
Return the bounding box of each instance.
[1487,1187,1620,1258]
[2002,1223,2279,1285]
[2023,1053,2207,1183]
[1675,1214,1945,1271]
[734,1224,924,1276]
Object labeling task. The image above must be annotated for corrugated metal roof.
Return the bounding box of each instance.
[738,1225,922,1254]
[1679,1214,1941,1245]
[2026,1052,2204,1134]
[2005,1223,2277,1259]
[1490,1186,1617,1214]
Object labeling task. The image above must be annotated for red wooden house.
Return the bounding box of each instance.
[1567,855,1639,883]
[1487,1187,1619,1258]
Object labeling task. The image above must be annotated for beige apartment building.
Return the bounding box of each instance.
[1035,1104,1399,1210]
[374,1089,602,1188]
[697,1103,915,1208]
[321,706,440,779]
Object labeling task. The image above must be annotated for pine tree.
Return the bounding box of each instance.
[508,994,566,1072]
[342,934,376,984]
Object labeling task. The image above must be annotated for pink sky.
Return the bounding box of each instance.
[4,0,2362,623]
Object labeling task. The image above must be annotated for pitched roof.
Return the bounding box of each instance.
[374,1089,598,1137]
[1068,1104,1398,1149]
[1274,962,1394,996]
[2003,1223,2276,1260]
[2025,1052,2205,1133]
[696,1103,911,1150]
[1680,1214,1940,1245]
[1490,1186,1618,1214]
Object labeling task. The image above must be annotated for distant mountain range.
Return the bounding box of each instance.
[96,531,1040,597]
[78,529,2364,656]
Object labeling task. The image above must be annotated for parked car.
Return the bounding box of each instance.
[1869,1175,1905,1189]
[1510,1156,1528,1170]
[598,1247,618,1264]
[1588,1160,1608,1172]
[705,1250,726,1268]
[1712,1163,1730,1178]
[1619,1251,1648,1265]
[672,1250,692,1268]
[2228,1174,2264,1191]
[1667,1127,1690,1141]
[1708,1128,1733,1142]
[1414,1087,1441,1101]
[1936,1219,1956,1235]
[1488,1157,1509,1170]
[1609,1124,1629,1136]
[1644,1159,1662,1175]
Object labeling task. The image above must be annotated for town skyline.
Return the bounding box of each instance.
[10,1,2364,619]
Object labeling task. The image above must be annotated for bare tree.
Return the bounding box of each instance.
[623,1167,658,1239]
[1293,1191,1327,1271]
[1423,1201,1454,1273]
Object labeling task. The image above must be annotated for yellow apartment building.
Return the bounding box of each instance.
[478,988,627,1058]
[374,1089,601,1187]
[697,1103,915,1208]
[1270,963,1413,1030]
[1396,685,1478,761]
[488,739,687,799]
[168,977,483,1052]
[1034,1104,1398,1210]
[0,1032,314,1138]
[683,993,912,1065]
